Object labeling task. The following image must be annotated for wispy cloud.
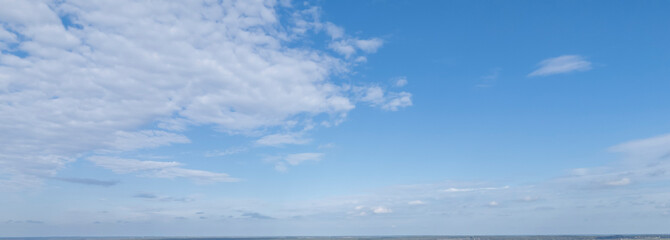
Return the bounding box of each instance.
[609,133,670,160]
[441,185,510,193]
[240,211,275,220]
[5,220,45,224]
[329,38,384,58]
[285,153,324,165]
[476,68,501,88]
[133,193,158,199]
[266,152,324,172]
[256,133,311,146]
[555,132,670,190]
[350,206,393,216]
[372,206,393,214]
[204,147,247,157]
[407,200,426,205]
[528,55,592,77]
[51,177,118,187]
[88,156,239,183]
[88,156,181,173]
[106,130,190,152]
[604,177,631,186]
[133,193,194,202]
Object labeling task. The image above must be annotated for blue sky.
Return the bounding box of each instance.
[1,0,670,236]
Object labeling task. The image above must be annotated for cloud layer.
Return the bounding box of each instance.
[0,0,412,187]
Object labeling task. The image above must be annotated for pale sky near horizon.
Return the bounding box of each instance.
[1,0,670,236]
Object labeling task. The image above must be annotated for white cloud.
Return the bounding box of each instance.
[204,147,247,157]
[328,40,358,58]
[476,68,500,88]
[394,77,408,87]
[358,86,412,111]
[556,133,670,190]
[355,38,384,53]
[570,168,590,176]
[441,185,510,193]
[133,193,194,202]
[0,1,411,186]
[324,22,344,40]
[0,27,17,43]
[488,201,500,207]
[328,38,383,58]
[372,206,392,214]
[442,187,476,192]
[407,200,425,205]
[88,156,238,183]
[609,133,670,161]
[106,130,190,152]
[382,92,412,111]
[88,156,180,173]
[285,152,323,165]
[266,152,324,172]
[327,35,384,58]
[152,167,238,183]
[605,177,631,186]
[354,56,367,63]
[361,86,385,104]
[528,55,592,77]
[256,133,310,146]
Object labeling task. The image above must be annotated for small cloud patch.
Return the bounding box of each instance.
[528,55,592,77]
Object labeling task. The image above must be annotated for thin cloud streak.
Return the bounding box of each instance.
[88,156,239,183]
[528,55,592,77]
[50,177,118,187]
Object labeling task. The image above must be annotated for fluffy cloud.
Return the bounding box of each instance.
[358,86,413,111]
[394,77,408,87]
[256,133,310,146]
[324,22,345,40]
[328,38,383,58]
[528,55,592,77]
[0,0,411,187]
